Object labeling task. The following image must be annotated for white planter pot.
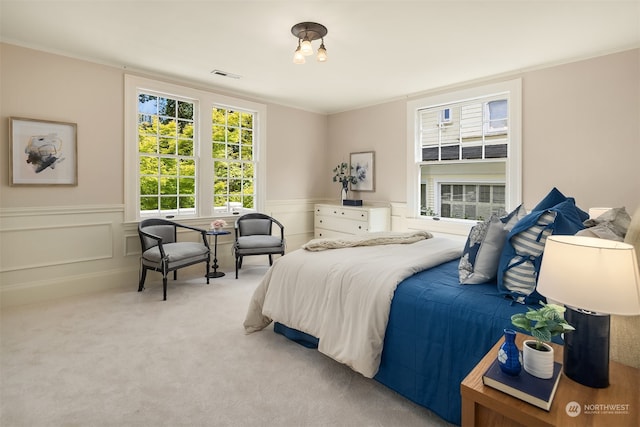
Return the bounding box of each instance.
[522,340,554,379]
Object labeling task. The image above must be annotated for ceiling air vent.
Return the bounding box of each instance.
[211,69,241,79]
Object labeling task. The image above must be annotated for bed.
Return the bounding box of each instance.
[243,189,635,425]
[244,232,538,424]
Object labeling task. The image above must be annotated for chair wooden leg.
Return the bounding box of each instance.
[235,256,239,279]
[269,254,273,266]
[163,276,168,301]
[138,264,147,292]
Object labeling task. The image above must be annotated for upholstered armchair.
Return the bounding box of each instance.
[138,219,210,300]
[233,213,285,278]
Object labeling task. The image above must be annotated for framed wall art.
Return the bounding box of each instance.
[10,117,77,186]
[350,151,375,192]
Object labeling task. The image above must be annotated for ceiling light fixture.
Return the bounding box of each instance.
[291,22,328,64]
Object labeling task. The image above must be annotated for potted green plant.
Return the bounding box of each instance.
[511,302,575,379]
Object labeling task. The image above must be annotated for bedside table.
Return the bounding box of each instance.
[460,332,639,426]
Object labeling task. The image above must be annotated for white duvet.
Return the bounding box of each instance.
[243,236,463,378]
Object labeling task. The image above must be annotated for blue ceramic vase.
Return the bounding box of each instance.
[497,328,522,376]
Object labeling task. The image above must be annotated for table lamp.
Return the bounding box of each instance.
[536,235,640,388]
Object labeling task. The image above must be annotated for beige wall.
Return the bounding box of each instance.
[327,100,406,203]
[0,43,124,206]
[328,49,640,214]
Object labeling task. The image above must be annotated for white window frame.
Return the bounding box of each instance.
[406,79,522,235]
[124,75,267,222]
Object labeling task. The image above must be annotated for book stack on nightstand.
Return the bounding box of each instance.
[461,332,639,427]
[482,359,562,411]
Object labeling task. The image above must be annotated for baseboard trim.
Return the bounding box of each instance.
[0,266,138,308]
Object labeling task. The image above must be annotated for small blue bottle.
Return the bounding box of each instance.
[497,328,522,376]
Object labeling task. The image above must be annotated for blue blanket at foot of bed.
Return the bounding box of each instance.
[274,259,551,425]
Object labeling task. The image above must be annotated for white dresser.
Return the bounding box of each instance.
[314,203,390,238]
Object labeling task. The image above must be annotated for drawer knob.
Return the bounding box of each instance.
[358,225,362,229]
[341,212,345,215]
[319,220,323,223]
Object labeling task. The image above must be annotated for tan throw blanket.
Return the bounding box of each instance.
[301,230,432,251]
[244,237,463,378]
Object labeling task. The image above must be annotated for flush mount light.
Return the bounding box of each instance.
[291,22,328,64]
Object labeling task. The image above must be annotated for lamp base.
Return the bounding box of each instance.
[564,306,610,388]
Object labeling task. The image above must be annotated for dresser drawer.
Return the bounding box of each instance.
[315,205,369,222]
[315,215,368,234]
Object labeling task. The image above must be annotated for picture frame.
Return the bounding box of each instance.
[350,151,375,192]
[9,117,77,186]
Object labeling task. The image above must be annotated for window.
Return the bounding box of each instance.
[124,75,266,222]
[137,93,197,217]
[407,79,521,228]
[212,107,255,213]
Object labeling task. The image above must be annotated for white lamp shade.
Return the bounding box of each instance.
[316,44,328,62]
[300,38,313,56]
[537,235,640,315]
[293,47,305,64]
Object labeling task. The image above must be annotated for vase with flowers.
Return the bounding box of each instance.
[332,162,358,201]
[210,219,227,231]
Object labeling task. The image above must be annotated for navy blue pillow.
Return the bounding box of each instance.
[497,192,586,304]
[532,187,589,222]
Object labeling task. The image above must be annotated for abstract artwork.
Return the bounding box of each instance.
[10,117,77,185]
[350,151,375,192]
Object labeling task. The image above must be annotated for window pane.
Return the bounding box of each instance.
[212,125,225,142]
[241,112,253,129]
[214,161,229,178]
[158,98,175,116]
[227,128,239,143]
[177,101,193,120]
[179,159,195,176]
[140,156,158,173]
[452,185,463,201]
[160,177,177,194]
[479,185,490,203]
[160,196,177,210]
[227,111,240,126]
[159,138,175,155]
[485,144,508,158]
[139,135,157,154]
[139,94,158,114]
[160,158,177,175]
[179,196,195,209]
[241,129,253,145]
[140,197,158,210]
[229,179,242,194]
[178,120,193,138]
[241,144,253,161]
[177,139,193,156]
[159,118,177,136]
[441,145,459,160]
[488,100,507,130]
[493,186,505,204]
[179,177,195,194]
[464,205,476,220]
[140,177,158,195]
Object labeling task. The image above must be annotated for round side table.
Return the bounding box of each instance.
[206,229,231,278]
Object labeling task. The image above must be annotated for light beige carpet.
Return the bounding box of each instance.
[1,262,453,427]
